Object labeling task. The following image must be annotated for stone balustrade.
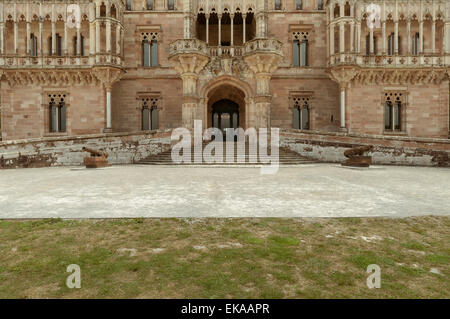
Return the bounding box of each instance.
[329,53,449,68]
[0,54,124,69]
[243,38,283,56]
[169,39,209,57]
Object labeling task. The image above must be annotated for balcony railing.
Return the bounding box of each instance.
[209,46,243,57]
[329,53,449,67]
[0,54,124,68]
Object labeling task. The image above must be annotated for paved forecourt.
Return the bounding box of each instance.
[0,164,449,218]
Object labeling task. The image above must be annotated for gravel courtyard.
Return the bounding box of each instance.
[1,164,449,218]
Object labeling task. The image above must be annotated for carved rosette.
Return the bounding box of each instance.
[243,39,283,96]
[92,67,124,91]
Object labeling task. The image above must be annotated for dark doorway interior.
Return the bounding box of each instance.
[211,99,239,140]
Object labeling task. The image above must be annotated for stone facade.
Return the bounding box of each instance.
[0,0,449,141]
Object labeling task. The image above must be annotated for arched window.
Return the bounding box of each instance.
[142,98,159,130]
[147,0,154,10]
[48,94,67,133]
[412,32,420,55]
[275,0,281,10]
[73,34,85,56]
[142,39,158,67]
[388,33,394,55]
[168,0,175,10]
[296,0,303,10]
[49,34,63,56]
[365,34,377,55]
[317,0,324,10]
[30,34,38,56]
[384,92,403,131]
[293,40,308,67]
[292,97,310,130]
[126,0,132,11]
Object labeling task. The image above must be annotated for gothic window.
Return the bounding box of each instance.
[147,0,154,10]
[388,33,394,55]
[48,94,67,133]
[292,32,309,67]
[275,0,281,10]
[141,33,158,67]
[126,0,132,10]
[168,0,175,10]
[142,98,159,131]
[384,92,404,131]
[296,0,303,10]
[292,97,310,130]
[49,34,63,56]
[30,34,38,56]
[412,32,420,55]
[73,35,85,56]
[317,0,324,10]
[365,34,377,55]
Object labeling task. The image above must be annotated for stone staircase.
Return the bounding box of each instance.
[138,142,317,166]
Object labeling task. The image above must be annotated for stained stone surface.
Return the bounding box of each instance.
[0,164,449,218]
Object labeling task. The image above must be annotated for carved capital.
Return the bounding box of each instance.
[243,39,283,95]
[328,66,360,88]
[92,67,124,90]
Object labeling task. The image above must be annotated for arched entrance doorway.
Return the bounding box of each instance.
[211,99,239,131]
[206,83,247,130]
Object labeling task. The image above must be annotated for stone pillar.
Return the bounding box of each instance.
[431,20,436,54]
[51,21,56,55]
[419,20,424,54]
[382,20,386,54]
[64,20,68,55]
[350,22,354,53]
[356,22,361,53]
[394,20,399,54]
[243,39,283,129]
[116,24,121,55]
[330,24,335,56]
[340,86,346,129]
[89,2,95,56]
[26,22,31,55]
[205,14,209,44]
[407,19,411,54]
[106,20,111,53]
[339,22,345,53]
[230,14,234,46]
[92,67,124,132]
[168,40,210,130]
[0,23,4,54]
[77,26,81,55]
[242,14,246,43]
[0,1,3,54]
[14,21,18,54]
[106,86,112,129]
[218,14,222,46]
[369,26,374,54]
[95,3,100,54]
[445,23,450,54]
[38,21,43,56]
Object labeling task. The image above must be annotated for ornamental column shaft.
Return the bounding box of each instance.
[394,21,399,54]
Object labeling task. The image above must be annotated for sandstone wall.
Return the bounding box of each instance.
[281,130,450,167]
[0,131,171,169]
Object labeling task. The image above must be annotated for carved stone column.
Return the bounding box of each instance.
[168,39,210,130]
[92,67,124,132]
[328,67,360,132]
[243,39,283,129]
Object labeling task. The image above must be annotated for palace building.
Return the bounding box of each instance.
[0,0,449,142]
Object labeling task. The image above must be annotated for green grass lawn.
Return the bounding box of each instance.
[0,217,448,298]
